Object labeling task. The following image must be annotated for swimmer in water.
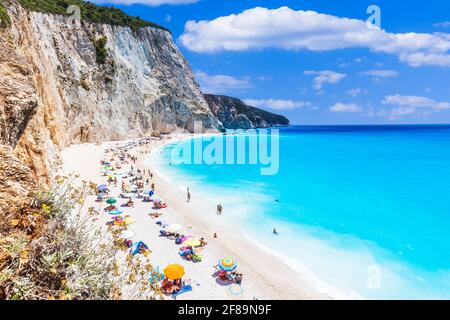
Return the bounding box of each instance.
[273,228,279,235]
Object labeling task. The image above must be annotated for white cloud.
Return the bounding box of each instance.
[390,106,416,116]
[179,6,450,67]
[382,95,450,109]
[368,94,450,120]
[194,71,252,94]
[329,103,362,113]
[361,69,399,77]
[93,0,198,6]
[339,62,352,68]
[434,21,450,28]
[346,88,368,97]
[304,70,346,90]
[243,99,310,110]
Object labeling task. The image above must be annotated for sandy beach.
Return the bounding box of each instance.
[59,133,331,300]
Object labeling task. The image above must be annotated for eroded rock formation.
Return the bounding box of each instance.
[205,94,289,129]
[1,1,221,183]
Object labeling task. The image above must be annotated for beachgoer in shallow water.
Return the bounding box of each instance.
[217,204,223,215]
[187,187,191,202]
[273,228,279,235]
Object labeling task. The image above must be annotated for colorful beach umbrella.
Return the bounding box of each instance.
[218,258,237,272]
[163,264,185,280]
[97,184,108,191]
[180,235,192,243]
[183,238,201,247]
[106,198,117,205]
[108,209,123,215]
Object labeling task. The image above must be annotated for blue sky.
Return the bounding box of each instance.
[93,0,450,125]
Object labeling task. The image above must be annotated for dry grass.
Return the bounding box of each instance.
[0,175,163,300]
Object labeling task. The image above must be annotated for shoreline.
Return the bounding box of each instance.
[60,133,347,300]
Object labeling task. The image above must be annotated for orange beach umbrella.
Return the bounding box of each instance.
[163,264,185,280]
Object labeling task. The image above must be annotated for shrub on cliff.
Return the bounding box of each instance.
[17,0,169,32]
[0,0,11,28]
[92,35,108,64]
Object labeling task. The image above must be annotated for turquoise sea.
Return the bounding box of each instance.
[152,125,450,299]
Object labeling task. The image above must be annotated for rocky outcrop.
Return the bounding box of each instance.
[0,32,38,148]
[0,10,37,215]
[205,94,289,129]
[0,1,221,182]
[0,145,35,216]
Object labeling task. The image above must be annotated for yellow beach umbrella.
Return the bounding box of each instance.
[163,264,185,280]
[218,258,237,271]
[183,237,201,247]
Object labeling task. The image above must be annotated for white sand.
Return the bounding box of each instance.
[59,134,331,300]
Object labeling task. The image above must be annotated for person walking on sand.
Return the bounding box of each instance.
[187,187,191,203]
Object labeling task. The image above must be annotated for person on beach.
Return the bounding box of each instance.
[273,228,279,235]
[217,204,223,215]
[213,233,217,239]
[187,187,191,203]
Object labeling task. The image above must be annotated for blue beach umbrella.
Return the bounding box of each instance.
[97,184,108,191]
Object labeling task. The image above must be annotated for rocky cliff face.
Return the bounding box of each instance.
[0,145,35,216]
[0,1,221,183]
[205,94,289,129]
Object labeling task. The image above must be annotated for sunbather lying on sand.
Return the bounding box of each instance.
[104,205,116,212]
[148,212,162,218]
[161,279,182,295]
[199,237,208,247]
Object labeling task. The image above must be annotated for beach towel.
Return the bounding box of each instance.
[172,285,192,300]
[131,241,149,256]
[109,209,123,215]
[149,267,165,284]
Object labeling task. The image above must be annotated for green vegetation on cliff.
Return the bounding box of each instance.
[0,0,11,28]
[17,0,169,32]
[92,35,108,64]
